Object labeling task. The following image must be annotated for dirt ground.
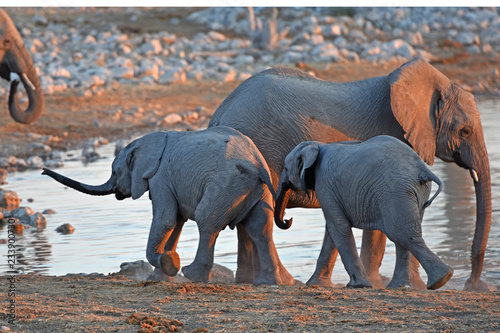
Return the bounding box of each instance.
[0,274,499,332]
[1,8,500,333]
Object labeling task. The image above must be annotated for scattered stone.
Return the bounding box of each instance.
[29,142,52,156]
[1,7,496,100]
[56,223,75,234]
[8,206,35,221]
[0,190,20,210]
[0,169,7,185]
[82,146,100,163]
[117,260,153,281]
[209,263,235,283]
[183,111,199,122]
[30,212,47,228]
[163,113,183,126]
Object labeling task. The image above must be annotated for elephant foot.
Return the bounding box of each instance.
[160,250,181,277]
[346,274,372,288]
[427,265,454,290]
[254,267,295,286]
[464,277,497,291]
[386,277,411,289]
[182,263,211,283]
[306,275,334,288]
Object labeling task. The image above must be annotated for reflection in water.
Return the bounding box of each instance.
[0,224,52,275]
[0,100,499,289]
[423,161,477,287]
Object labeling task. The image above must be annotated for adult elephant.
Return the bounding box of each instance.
[0,9,44,124]
[208,57,492,291]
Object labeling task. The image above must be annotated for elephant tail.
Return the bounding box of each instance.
[423,170,443,209]
[258,168,277,201]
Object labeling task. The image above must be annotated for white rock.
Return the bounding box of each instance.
[29,142,52,155]
[163,113,183,126]
[26,156,44,169]
[141,39,163,55]
[158,68,186,85]
[111,66,134,79]
[208,31,226,42]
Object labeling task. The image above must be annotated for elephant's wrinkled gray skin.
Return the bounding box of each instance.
[275,136,453,290]
[0,9,44,124]
[209,57,492,291]
[42,127,294,286]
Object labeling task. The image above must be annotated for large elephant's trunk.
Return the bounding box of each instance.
[465,153,492,290]
[9,65,44,124]
[42,168,115,196]
[274,175,293,230]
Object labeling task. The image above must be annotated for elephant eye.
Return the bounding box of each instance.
[460,127,472,139]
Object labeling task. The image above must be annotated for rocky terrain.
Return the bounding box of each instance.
[3,7,500,98]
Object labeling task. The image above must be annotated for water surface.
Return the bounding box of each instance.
[1,99,499,289]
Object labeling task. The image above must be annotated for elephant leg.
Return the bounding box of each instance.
[397,233,453,290]
[182,230,220,283]
[235,224,255,284]
[159,217,186,277]
[146,192,181,276]
[326,213,371,288]
[242,197,295,286]
[386,243,411,289]
[307,227,339,287]
[360,229,388,288]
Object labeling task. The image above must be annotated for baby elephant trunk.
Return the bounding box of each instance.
[42,168,114,196]
[274,176,293,230]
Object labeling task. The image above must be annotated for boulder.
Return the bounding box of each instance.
[56,223,75,234]
[0,191,20,210]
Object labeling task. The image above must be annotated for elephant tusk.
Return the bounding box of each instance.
[21,73,36,91]
[469,169,479,182]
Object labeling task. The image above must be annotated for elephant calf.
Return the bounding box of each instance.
[275,135,453,290]
[43,126,294,286]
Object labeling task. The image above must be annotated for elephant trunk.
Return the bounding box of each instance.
[274,175,293,230]
[8,63,44,124]
[465,154,492,290]
[42,168,115,196]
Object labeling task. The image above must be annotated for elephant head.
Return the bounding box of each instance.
[389,58,491,290]
[275,141,320,230]
[42,133,168,200]
[0,9,44,124]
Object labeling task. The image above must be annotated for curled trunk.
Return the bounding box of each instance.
[42,168,114,196]
[274,178,293,230]
[8,65,44,124]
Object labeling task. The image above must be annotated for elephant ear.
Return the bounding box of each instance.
[129,133,168,199]
[389,57,450,165]
[298,142,320,192]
